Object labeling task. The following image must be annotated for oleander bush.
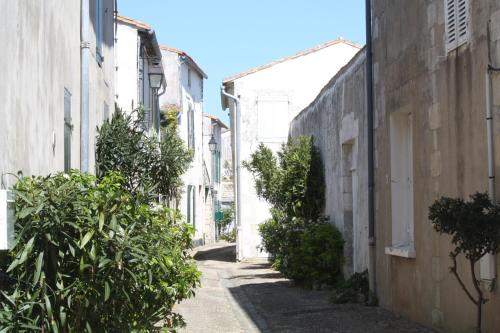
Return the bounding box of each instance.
[244,136,344,287]
[0,171,200,332]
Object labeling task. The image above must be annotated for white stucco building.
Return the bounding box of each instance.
[203,114,228,240]
[221,38,361,260]
[0,0,116,186]
[159,45,208,245]
[115,16,165,133]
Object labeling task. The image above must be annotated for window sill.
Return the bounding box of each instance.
[385,245,416,259]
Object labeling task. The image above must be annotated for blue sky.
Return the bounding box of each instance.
[118,0,366,124]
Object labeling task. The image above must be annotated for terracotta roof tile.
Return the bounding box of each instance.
[116,15,151,31]
[160,44,207,79]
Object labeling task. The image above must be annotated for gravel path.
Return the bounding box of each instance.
[174,242,434,333]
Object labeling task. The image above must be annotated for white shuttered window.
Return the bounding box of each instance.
[445,0,470,52]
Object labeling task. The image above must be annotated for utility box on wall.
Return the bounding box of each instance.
[0,190,15,250]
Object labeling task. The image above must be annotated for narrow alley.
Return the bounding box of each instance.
[175,243,434,333]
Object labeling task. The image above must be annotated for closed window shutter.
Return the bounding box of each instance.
[456,0,469,46]
[445,0,469,52]
[445,0,457,51]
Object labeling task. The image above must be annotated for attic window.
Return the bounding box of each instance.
[445,0,470,52]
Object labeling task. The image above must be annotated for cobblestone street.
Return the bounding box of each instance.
[175,243,434,333]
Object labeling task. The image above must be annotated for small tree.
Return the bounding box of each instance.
[96,109,192,204]
[429,193,500,333]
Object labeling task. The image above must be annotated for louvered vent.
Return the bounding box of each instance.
[445,0,469,52]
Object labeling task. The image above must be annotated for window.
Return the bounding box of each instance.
[187,185,194,225]
[188,108,195,150]
[386,111,415,258]
[445,0,470,52]
[188,68,192,87]
[64,88,72,173]
[257,96,289,143]
[103,101,109,122]
[95,0,104,64]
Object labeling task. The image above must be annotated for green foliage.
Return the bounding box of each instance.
[96,110,192,203]
[219,229,236,243]
[331,270,370,304]
[154,126,193,202]
[429,192,500,261]
[245,136,343,287]
[429,192,500,333]
[0,171,200,332]
[160,105,181,130]
[219,205,235,233]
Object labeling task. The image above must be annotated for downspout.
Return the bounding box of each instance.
[221,85,241,259]
[80,0,90,172]
[482,21,499,282]
[365,0,377,295]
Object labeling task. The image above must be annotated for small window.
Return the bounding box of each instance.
[445,0,470,52]
[188,108,195,150]
[188,68,192,87]
[103,101,109,122]
[96,0,104,64]
[386,111,415,258]
[64,88,72,173]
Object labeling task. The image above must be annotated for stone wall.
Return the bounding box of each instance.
[290,49,368,276]
[372,1,500,331]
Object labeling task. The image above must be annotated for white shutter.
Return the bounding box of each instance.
[445,0,469,52]
[445,0,457,51]
[456,0,469,46]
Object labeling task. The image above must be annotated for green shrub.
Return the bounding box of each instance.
[246,136,344,287]
[0,171,200,332]
[219,229,236,243]
[331,270,370,304]
[96,110,192,204]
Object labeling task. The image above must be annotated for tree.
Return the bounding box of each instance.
[96,109,192,204]
[429,193,500,333]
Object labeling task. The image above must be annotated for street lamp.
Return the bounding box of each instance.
[148,61,164,133]
[148,62,164,89]
[208,135,217,152]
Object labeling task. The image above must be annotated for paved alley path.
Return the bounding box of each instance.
[175,242,434,333]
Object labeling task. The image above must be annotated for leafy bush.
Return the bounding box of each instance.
[429,193,500,333]
[331,270,370,304]
[245,136,344,287]
[0,171,200,332]
[96,110,192,204]
[219,229,236,243]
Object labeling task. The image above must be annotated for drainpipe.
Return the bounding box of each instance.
[80,0,90,173]
[482,21,499,282]
[221,85,241,259]
[365,0,377,295]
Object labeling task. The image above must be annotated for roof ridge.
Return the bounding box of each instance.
[116,15,151,30]
[223,38,362,83]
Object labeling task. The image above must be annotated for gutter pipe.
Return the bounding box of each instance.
[80,0,90,172]
[482,21,499,282]
[221,85,241,259]
[365,0,377,294]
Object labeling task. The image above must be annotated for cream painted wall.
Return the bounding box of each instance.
[228,41,360,260]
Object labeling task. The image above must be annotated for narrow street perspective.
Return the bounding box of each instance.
[176,242,432,333]
[1,1,500,332]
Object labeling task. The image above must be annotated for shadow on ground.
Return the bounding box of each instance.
[228,281,434,333]
[193,244,236,262]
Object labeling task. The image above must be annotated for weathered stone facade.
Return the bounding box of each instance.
[372,1,500,331]
[290,50,369,277]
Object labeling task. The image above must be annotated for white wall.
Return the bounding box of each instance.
[0,0,114,186]
[115,23,139,112]
[229,41,360,259]
[161,49,207,245]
